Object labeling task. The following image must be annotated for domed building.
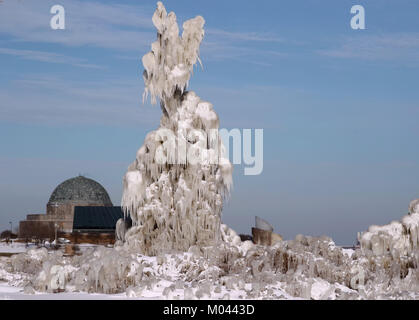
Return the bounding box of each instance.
[47,176,113,223]
[19,176,125,242]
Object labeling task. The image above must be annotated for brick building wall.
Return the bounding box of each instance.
[18,202,109,239]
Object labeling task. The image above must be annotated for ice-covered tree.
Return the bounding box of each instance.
[121,2,233,255]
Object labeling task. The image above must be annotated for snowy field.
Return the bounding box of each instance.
[0,241,359,300]
[0,279,350,300]
[0,243,133,300]
[0,282,130,300]
[0,242,27,255]
[1,236,418,300]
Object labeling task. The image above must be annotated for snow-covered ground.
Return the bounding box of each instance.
[0,282,130,300]
[0,242,361,300]
[0,244,134,300]
[0,280,293,300]
[0,280,351,300]
[0,242,28,254]
[0,244,293,300]
[1,237,417,300]
[0,273,347,301]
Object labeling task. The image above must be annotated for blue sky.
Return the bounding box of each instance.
[0,0,418,244]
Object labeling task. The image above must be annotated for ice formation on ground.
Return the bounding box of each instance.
[0,2,418,300]
[1,215,417,299]
[121,1,232,256]
[358,200,419,288]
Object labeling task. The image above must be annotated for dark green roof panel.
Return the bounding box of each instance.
[73,206,129,230]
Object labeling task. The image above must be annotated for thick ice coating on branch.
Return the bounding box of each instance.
[359,199,419,258]
[122,2,233,255]
[142,1,204,105]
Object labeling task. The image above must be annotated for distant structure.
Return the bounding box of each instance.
[18,176,125,243]
[252,216,283,246]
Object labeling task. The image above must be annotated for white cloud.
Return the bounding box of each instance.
[0,74,291,129]
[0,47,105,69]
[0,0,286,63]
[318,33,419,65]
[206,28,283,43]
[0,0,155,51]
[0,75,161,127]
[201,41,286,65]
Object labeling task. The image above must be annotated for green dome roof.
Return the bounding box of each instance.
[48,176,113,206]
